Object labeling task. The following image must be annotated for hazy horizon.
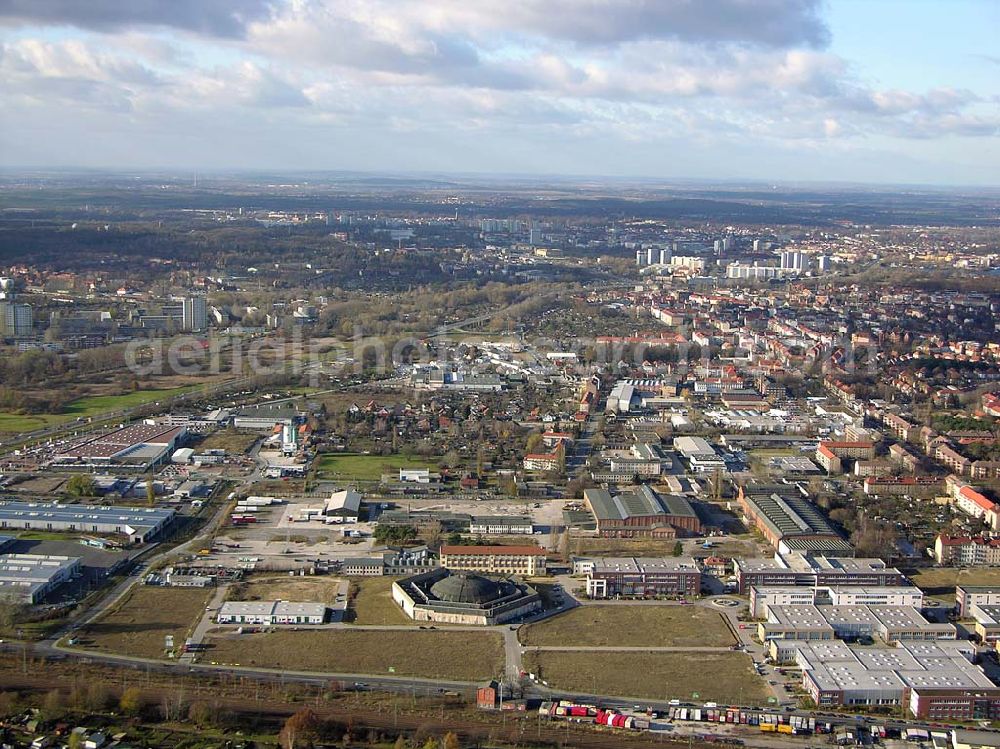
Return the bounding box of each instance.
[1,1,998,185]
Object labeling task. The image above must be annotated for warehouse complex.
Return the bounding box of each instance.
[51,421,187,471]
[440,544,547,576]
[0,501,175,543]
[760,604,956,648]
[790,640,1000,720]
[584,485,701,538]
[0,551,81,603]
[583,556,701,599]
[734,551,903,594]
[737,484,852,555]
[392,569,542,625]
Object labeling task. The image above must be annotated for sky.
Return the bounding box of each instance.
[0,0,998,185]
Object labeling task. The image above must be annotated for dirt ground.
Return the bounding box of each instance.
[77,586,213,658]
[228,575,346,604]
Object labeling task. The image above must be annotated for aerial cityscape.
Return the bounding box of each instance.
[1,1,999,749]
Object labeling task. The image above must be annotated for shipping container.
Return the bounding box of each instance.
[777,724,793,734]
[760,724,776,733]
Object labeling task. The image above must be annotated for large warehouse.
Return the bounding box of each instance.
[791,640,1000,720]
[584,485,701,538]
[737,484,852,555]
[217,601,327,625]
[734,551,904,594]
[52,421,187,471]
[0,501,175,543]
[0,552,81,603]
[392,569,542,625]
[584,556,702,599]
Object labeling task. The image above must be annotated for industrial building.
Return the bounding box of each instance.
[216,601,327,625]
[673,436,726,472]
[392,569,542,625]
[468,516,534,535]
[957,586,1000,618]
[790,640,1000,720]
[0,501,175,543]
[967,605,1000,643]
[759,604,955,645]
[584,485,701,538]
[584,557,701,599]
[232,404,300,430]
[737,484,852,556]
[734,551,903,594]
[440,544,547,576]
[52,421,187,471]
[749,585,924,618]
[0,552,81,603]
[324,489,362,523]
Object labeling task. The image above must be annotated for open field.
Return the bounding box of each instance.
[524,651,768,704]
[348,576,412,625]
[520,606,735,648]
[228,575,346,604]
[77,586,213,658]
[203,630,503,680]
[315,453,438,482]
[197,430,259,454]
[573,536,678,557]
[907,567,1000,601]
[0,385,204,434]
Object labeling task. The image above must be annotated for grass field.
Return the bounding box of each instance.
[524,652,767,704]
[315,453,438,482]
[520,606,735,648]
[203,630,503,680]
[348,577,412,625]
[229,575,345,605]
[574,537,678,557]
[907,568,1000,601]
[77,586,212,659]
[0,385,203,434]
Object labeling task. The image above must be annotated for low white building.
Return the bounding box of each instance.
[216,600,327,625]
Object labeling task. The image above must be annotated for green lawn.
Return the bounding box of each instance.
[0,385,203,434]
[314,453,438,482]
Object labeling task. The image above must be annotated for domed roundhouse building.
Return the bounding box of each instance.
[392,568,542,625]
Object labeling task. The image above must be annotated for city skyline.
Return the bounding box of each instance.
[1,0,999,185]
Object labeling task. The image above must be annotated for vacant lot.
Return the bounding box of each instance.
[315,454,437,482]
[228,575,345,604]
[520,606,734,648]
[77,586,212,658]
[204,630,503,680]
[348,577,412,625]
[575,537,677,557]
[198,430,259,455]
[524,651,767,704]
[907,568,1000,601]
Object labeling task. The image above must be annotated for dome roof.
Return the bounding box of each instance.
[429,572,506,604]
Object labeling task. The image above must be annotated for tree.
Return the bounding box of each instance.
[146,479,156,507]
[68,733,83,749]
[188,700,213,728]
[441,731,461,749]
[280,707,321,749]
[66,474,96,497]
[671,541,683,557]
[0,594,26,630]
[119,687,144,716]
[393,737,409,749]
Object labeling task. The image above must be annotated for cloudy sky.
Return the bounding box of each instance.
[1,0,998,184]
